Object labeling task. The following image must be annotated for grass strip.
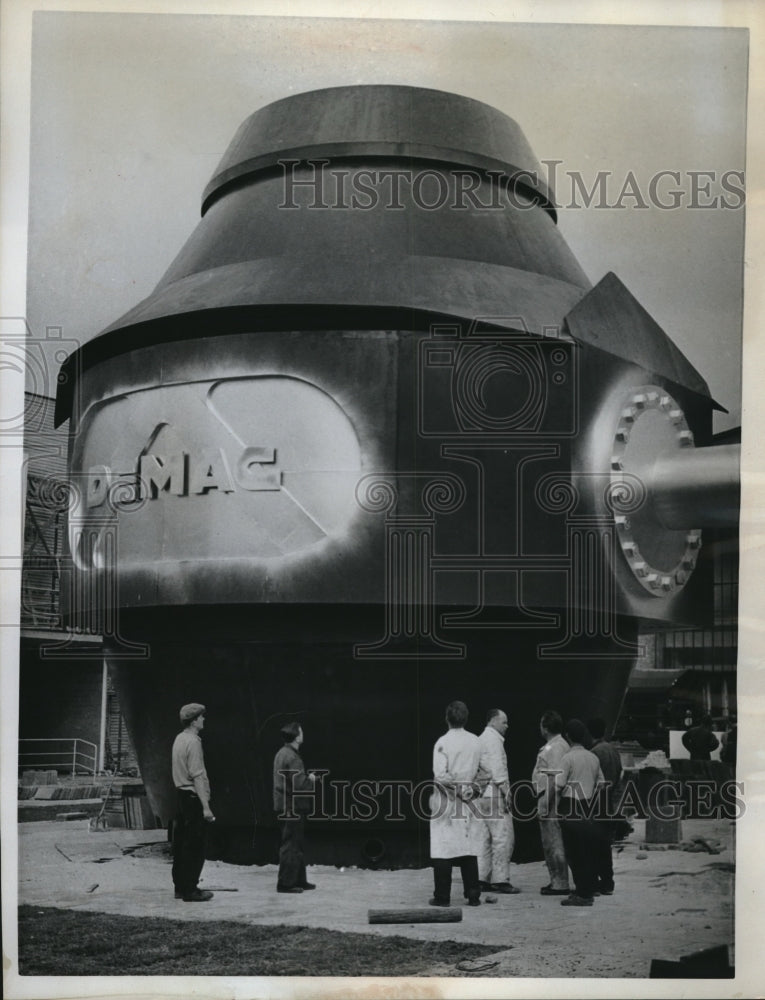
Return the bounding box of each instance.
[18,905,498,977]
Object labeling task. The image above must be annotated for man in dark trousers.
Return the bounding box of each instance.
[273,721,318,893]
[720,720,737,766]
[171,703,216,902]
[682,714,720,761]
[587,717,623,896]
[429,700,482,907]
[554,718,605,907]
[532,710,570,896]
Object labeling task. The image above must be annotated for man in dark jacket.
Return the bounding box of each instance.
[587,718,623,896]
[682,715,720,761]
[273,721,318,893]
[720,722,737,765]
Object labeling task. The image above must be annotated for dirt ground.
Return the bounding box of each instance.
[14,816,734,979]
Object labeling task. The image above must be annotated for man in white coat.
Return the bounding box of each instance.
[532,709,571,896]
[475,708,520,894]
[429,700,482,907]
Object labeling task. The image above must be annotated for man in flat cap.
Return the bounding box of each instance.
[171,703,215,902]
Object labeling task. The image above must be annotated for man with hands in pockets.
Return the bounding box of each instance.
[171,703,216,902]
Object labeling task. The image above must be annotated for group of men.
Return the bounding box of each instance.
[430,702,623,909]
[532,710,622,907]
[170,700,623,908]
[170,704,317,901]
[429,703,517,906]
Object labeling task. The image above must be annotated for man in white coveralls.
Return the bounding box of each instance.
[475,708,520,894]
[429,700,482,907]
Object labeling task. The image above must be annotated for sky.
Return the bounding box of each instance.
[25,13,748,431]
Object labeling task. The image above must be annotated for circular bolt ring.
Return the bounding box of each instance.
[610,385,702,596]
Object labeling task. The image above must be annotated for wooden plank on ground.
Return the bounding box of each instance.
[368,908,462,924]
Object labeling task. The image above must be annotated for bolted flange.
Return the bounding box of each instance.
[610,385,702,597]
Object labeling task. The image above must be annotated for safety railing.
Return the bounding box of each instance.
[18,738,99,778]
